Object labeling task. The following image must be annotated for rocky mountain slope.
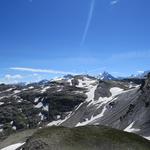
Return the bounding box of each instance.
[0,76,88,135]
[0,73,150,149]
[60,73,150,140]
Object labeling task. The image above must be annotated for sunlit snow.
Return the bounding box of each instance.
[1,143,25,150]
[124,121,140,132]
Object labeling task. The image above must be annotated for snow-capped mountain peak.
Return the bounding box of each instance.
[97,71,117,80]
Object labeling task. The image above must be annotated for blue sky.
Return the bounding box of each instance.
[0,0,150,83]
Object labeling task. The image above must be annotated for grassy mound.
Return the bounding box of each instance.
[21,125,150,150]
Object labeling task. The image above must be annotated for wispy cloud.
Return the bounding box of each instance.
[110,0,119,5]
[81,0,95,46]
[5,74,23,80]
[29,0,33,2]
[10,67,77,75]
[0,74,24,84]
[0,73,44,84]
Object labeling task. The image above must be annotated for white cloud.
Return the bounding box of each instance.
[110,0,119,5]
[0,73,48,84]
[1,74,24,84]
[10,67,77,75]
[137,71,144,74]
[5,74,23,80]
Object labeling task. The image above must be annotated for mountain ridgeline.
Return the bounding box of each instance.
[0,72,150,149]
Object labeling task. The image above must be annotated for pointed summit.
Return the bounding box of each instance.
[98,71,117,80]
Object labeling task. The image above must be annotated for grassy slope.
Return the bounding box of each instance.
[22,125,150,150]
[0,129,37,149]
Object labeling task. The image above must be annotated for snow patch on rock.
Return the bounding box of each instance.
[76,87,125,127]
[0,102,4,105]
[124,122,140,132]
[1,143,25,150]
[41,86,50,93]
[144,136,150,141]
[13,90,20,94]
[34,102,43,108]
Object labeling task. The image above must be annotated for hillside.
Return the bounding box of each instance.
[20,126,150,150]
[0,73,150,149]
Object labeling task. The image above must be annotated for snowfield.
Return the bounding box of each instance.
[144,136,150,141]
[1,143,25,150]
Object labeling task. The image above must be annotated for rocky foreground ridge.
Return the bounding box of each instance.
[20,126,150,150]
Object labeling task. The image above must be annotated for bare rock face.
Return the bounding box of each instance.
[140,73,150,106]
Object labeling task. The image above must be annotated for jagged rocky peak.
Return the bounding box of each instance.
[98,71,117,81]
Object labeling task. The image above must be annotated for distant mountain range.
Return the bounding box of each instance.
[129,70,150,79]
[0,71,150,149]
[98,70,150,81]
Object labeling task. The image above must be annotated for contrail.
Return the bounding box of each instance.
[80,0,95,46]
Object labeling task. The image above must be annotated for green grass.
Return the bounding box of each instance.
[24,125,150,150]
